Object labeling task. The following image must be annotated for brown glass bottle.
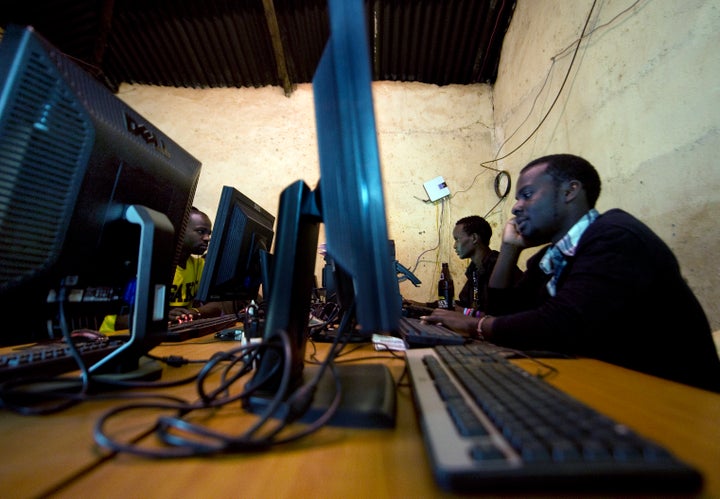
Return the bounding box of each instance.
[437,262,455,310]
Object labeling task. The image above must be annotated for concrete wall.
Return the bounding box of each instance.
[117,0,720,329]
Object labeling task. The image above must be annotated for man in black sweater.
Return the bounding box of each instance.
[424,154,720,392]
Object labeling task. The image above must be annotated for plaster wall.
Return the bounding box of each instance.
[117,81,497,305]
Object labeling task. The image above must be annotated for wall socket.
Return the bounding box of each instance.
[423,176,451,202]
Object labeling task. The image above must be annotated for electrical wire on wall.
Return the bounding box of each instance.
[476,0,642,177]
[455,0,602,208]
[406,196,449,284]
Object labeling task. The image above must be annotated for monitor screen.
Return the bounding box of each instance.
[0,25,201,373]
[245,0,401,428]
[196,185,275,306]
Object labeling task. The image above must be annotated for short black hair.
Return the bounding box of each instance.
[456,215,492,246]
[190,206,208,217]
[522,154,602,207]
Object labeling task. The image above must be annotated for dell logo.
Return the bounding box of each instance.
[125,113,170,158]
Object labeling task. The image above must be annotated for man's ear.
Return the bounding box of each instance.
[564,180,582,202]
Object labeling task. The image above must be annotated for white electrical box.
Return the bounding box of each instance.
[423,176,451,202]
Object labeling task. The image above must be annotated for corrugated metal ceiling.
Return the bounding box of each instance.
[0,0,515,96]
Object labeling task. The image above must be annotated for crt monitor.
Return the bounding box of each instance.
[196,185,275,307]
[245,0,401,428]
[0,25,201,373]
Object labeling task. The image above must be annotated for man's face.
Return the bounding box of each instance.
[453,224,475,260]
[511,163,564,245]
[184,213,212,256]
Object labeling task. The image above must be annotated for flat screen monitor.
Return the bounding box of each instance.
[196,186,275,306]
[245,0,401,428]
[0,25,201,373]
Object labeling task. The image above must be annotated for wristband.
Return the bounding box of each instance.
[476,315,492,340]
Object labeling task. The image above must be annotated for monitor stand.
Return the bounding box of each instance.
[92,356,164,384]
[245,181,396,429]
[247,302,396,429]
[245,362,396,429]
[305,362,396,427]
[90,205,174,375]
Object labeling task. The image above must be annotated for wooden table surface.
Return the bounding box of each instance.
[2,337,719,498]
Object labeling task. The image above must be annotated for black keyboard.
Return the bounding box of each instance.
[163,315,239,342]
[398,317,465,347]
[0,338,126,381]
[405,343,702,492]
[0,316,238,381]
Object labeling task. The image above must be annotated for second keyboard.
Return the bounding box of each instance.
[406,343,702,492]
[398,317,465,347]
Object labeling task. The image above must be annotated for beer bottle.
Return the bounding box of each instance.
[437,262,455,310]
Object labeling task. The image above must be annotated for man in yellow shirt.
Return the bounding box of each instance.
[100,207,222,331]
[167,207,223,321]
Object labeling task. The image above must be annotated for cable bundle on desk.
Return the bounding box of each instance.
[92,325,355,457]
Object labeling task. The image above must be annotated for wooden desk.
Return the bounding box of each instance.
[2,339,719,498]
